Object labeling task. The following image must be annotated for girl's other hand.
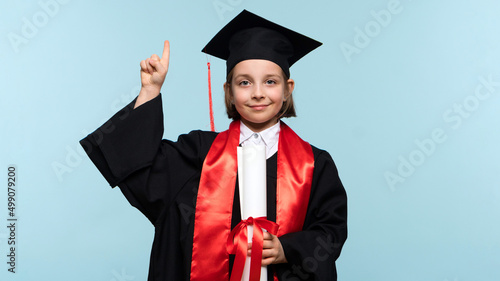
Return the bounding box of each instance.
[248,231,288,265]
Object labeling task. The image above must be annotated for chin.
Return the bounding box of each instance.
[243,118,278,129]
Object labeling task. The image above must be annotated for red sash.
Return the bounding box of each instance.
[190,120,314,280]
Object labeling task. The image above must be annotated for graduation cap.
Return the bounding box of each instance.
[202,10,322,78]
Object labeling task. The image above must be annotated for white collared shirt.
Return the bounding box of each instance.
[239,121,280,159]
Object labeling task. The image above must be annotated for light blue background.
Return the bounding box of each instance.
[1,0,499,280]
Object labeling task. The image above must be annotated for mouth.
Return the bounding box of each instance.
[249,104,270,110]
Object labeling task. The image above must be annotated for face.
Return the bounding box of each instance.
[225,59,294,132]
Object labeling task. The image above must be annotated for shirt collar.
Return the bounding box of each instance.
[239,121,280,149]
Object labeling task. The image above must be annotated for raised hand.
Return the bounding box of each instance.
[134,40,170,109]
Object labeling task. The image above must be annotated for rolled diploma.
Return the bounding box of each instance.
[237,145,267,281]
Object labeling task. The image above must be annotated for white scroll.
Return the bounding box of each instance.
[237,144,267,281]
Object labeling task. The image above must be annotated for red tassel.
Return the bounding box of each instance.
[207,62,215,131]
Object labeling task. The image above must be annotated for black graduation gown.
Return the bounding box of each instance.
[80,94,347,281]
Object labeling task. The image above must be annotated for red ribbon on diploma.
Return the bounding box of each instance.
[227,217,279,281]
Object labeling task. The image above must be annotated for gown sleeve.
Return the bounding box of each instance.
[79,94,216,225]
[275,149,348,281]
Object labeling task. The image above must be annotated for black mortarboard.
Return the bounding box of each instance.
[202,10,322,78]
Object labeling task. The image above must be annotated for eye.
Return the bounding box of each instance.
[239,80,250,86]
[265,79,276,85]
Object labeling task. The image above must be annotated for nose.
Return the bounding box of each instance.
[252,84,265,100]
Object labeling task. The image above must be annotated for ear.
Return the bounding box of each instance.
[224,82,234,104]
[224,82,231,95]
[285,78,295,100]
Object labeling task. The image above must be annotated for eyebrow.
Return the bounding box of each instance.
[233,74,251,80]
[265,74,282,79]
[233,73,282,81]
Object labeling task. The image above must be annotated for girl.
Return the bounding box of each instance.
[81,10,347,281]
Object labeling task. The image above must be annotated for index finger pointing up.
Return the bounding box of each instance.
[161,40,170,61]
